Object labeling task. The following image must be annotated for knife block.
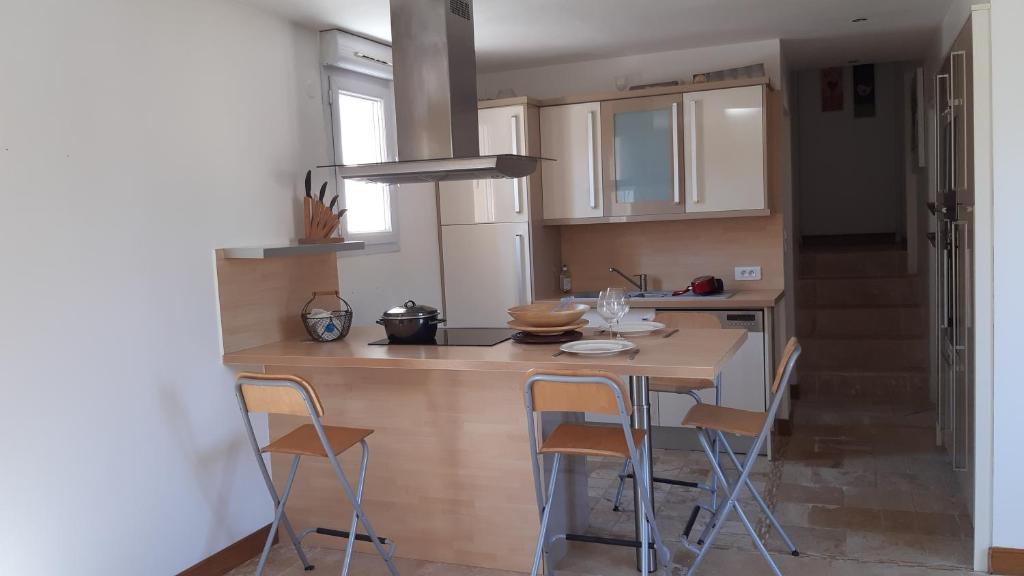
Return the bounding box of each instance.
[301,196,346,244]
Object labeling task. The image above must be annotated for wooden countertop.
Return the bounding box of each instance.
[223,325,747,380]
[540,289,783,310]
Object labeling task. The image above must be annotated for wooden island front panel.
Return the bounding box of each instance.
[225,326,745,572]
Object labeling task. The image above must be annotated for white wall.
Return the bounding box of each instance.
[794,63,906,237]
[477,39,782,100]
[989,0,1024,553]
[337,182,444,325]
[0,0,326,573]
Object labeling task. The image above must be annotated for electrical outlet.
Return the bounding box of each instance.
[735,266,762,281]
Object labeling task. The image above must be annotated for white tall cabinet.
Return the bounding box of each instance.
[683,85,767,213]
[439,101,559,327]
[440,106,528,225]
[540,102,604,220]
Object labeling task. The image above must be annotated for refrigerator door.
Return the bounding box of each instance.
[441,222,532,327]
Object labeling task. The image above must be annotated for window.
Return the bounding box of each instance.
[328,70,399,246]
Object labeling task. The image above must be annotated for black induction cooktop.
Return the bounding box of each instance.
[369,328,515,347]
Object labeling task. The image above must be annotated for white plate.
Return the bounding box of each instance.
[610,321,666,336]
[560,339,636,356]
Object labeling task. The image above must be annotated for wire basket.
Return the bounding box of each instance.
[301,290,353,342]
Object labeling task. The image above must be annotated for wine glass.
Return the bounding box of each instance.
[599,288,628,337]
[597,289,618,333]
[614,292,631,339]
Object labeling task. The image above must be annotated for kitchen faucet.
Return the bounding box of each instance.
[609,267,648,292]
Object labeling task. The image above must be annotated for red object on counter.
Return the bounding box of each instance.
[673,275,725,296]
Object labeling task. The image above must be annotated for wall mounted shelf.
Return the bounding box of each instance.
[222,241,365,259]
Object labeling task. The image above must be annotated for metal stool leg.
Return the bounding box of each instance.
[688,432,782,576]
[694,430,720,546]
[251,446,313,572]
[339,440,372,576]
[257,455,304,576]
[612,458,631,511]
[325,440,400,576]
[630,437,671,570]
[239,393,313,572]
[711,375,722,511]
[530,453,562,576]
[718,432,798,555]
[612,389,708,513]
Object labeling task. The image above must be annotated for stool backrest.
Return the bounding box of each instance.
[526,369,631,416]
[771,338,802,395]
[236,372,324,417]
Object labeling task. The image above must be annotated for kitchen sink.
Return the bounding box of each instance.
[568,290,673,299]
[628,290,674,298]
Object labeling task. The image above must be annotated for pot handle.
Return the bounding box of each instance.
[431,317,446,325]
[376,318,385,326]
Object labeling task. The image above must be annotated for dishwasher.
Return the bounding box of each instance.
[652,309,777,457]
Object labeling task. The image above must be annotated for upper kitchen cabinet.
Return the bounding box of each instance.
[538,79,772,224]
[601,94,687,217]
[439,105,530,225]
[540,102,603,220]
[683,85,767,213]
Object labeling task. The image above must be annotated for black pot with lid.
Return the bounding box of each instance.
[376,300,446,343]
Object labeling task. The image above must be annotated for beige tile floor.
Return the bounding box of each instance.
[229,398,978,575]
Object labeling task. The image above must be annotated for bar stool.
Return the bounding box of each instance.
[610,312,723,514]
[235,372,400,576]
[524,369,671,575]
[680,338,802,576]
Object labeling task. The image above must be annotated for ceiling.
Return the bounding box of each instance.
[242,0,953,72]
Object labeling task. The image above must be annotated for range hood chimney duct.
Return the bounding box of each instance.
[392,0,479,160]
[321,0,542,184]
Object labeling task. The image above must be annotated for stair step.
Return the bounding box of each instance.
[798,306,927,338]
[800,248,909,278]
[798,370,929,405]
[797,276,925,309]
[800,338,928,371]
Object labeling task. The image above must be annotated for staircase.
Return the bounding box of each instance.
[796,241,929,406]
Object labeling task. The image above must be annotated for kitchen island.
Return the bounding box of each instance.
[223,324,746,572]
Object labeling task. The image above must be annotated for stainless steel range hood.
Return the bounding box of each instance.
[321,0,541,184]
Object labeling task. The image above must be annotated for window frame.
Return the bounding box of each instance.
[326,68,400,248]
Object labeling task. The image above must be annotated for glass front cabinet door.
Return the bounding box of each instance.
[600,94,686,216]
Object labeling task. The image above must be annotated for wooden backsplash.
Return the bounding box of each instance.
[558,213,784,294]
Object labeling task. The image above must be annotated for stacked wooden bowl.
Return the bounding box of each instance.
[507,302,590,335]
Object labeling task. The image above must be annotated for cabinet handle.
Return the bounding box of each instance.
[952,220,966,350]
[951,51,967,191]
[587,110,597,209]
[951,336,961,469]
[671,102,681,204]
[943,220,951,329]
[933,74,945,195]
[511,114,522,214]
[688,99,699,203]
[944,68,955,193]
[513,233,526,306]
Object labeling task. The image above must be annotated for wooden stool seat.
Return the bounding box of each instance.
[539,423,646,458]
[681,404,767,438]
[262,423,374,458]
[649,376,716,394]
